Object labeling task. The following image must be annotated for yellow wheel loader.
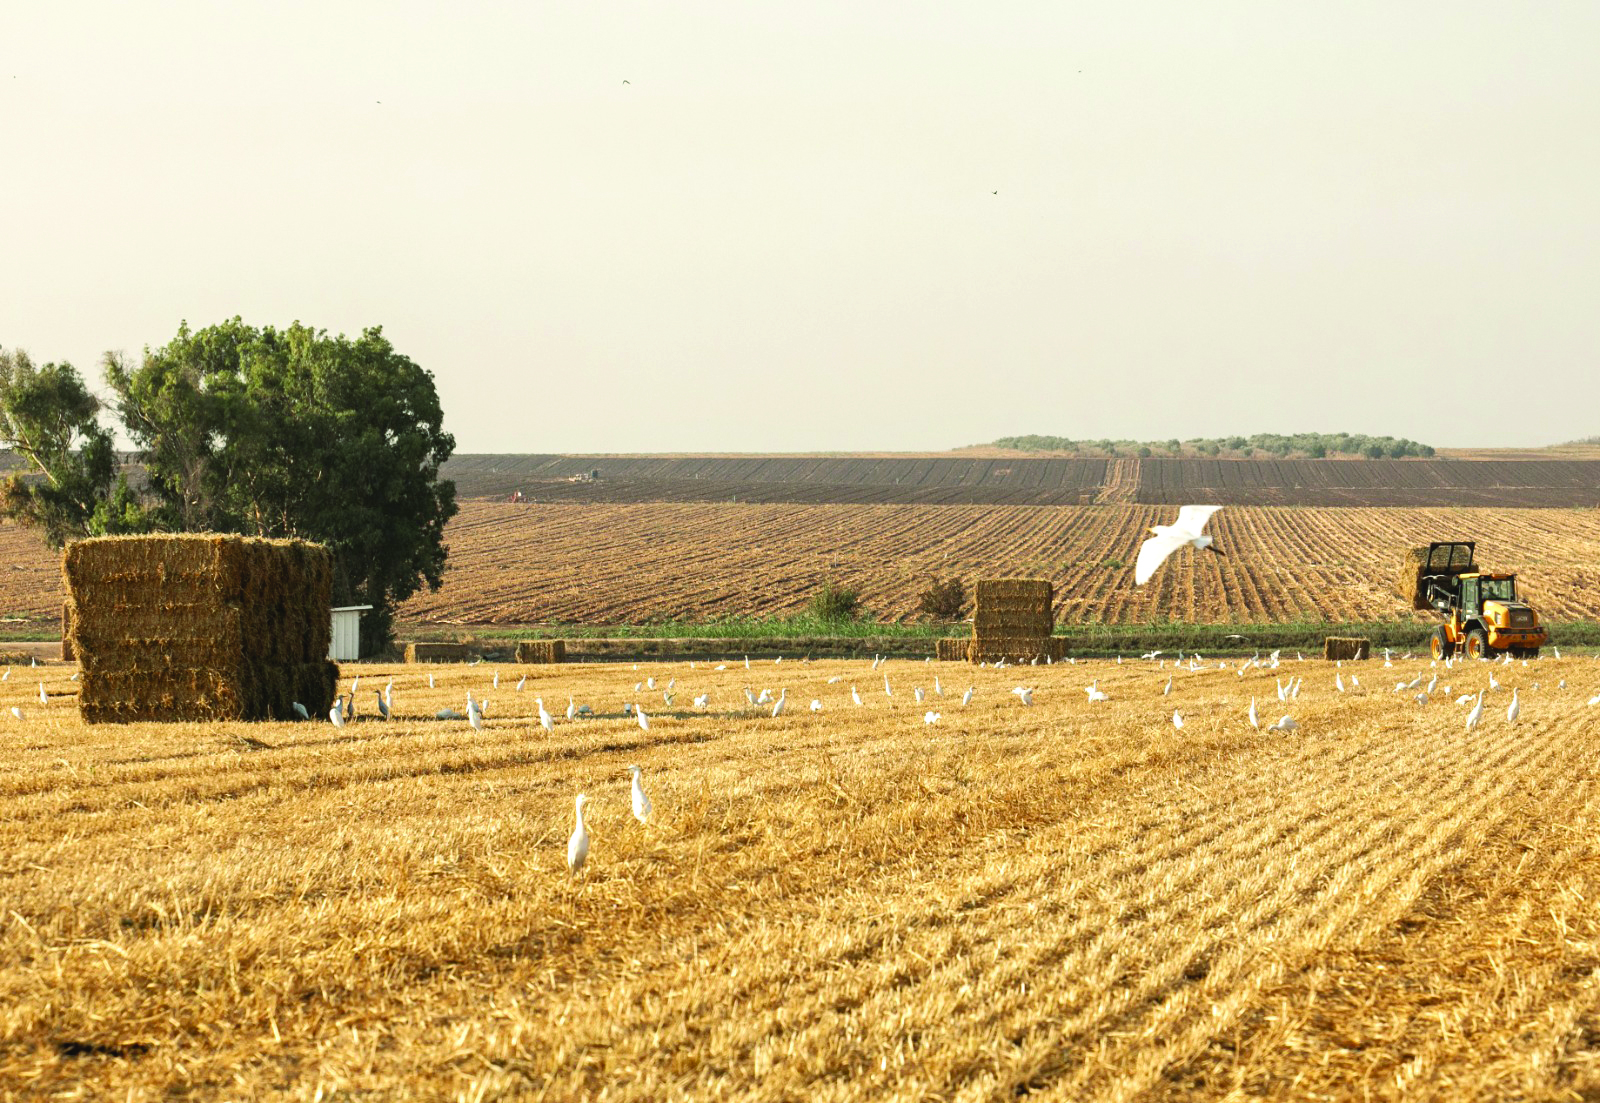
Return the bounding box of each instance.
[1402,541,1548,660]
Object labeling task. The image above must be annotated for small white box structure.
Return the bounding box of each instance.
[329,605,373,662]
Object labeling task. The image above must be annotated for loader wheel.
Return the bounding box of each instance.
[1430,627,1455,661]
[1464,628,1490,660]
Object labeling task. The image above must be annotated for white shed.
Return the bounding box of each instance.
[329,605,373,661]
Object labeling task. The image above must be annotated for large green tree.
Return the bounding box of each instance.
[100,319,457,652]
[0,347,143,547]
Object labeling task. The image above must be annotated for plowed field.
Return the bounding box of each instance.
[5,502,1600,628]
[6,654,1600,1099]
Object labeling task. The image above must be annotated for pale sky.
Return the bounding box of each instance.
[3,2,1596,453]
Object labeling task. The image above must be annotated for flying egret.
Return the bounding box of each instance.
[1465,690,1485,731]
[292,701,309,721]
[1134,505,1225,585]
[1012,687,1034,706]
[961,686,975,706]
[629,766,653,824]
[567,794,591,873]
[1507,688,1520,724]
[923,710,941,724]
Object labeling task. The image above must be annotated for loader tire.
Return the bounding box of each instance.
[1430,627,1455,661]
[1464,628,1490,660]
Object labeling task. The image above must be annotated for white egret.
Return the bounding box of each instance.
[1162,677,1172,696]
[1507,688,1520,725]
[629,766,653,824]
[826,675,842,684]
[810,699,822,712]
[647,677,656,690]
[1172,710,1184,730]
[1465,691,1485,731]
[883,675,892,697]
[329,701,346,728]
[1085,681,1107,703]
[771,691,787,718]
[1488,672,1501,691]
[9,706,22,720]
[428,673,435,689]
[1012,687,1035,706]
[537,698,554,732]
[1248,697,1259,729]
[515,675,526,691]
[1335,672,1345,693]
[492,671,500,689]
[1455,693,1475,705]
[1134,505,1225,585]
[38,683,47,706]
[934,677,943,696]
[567,696,576,720]
[694,693,710,708]
[1268,715,1298,732]
[567,794,591,873]
[923,710,941,724]
[961,686,975,706]
[913,687,925,704]
[851,686,863,707]
[637,706,651,731]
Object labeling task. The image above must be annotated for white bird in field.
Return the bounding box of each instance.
[466,695,483,732]
[374,691,390,721]
[914,687,925,704]
[662,691,673,706]
[492,671,500,689]
[744,655,750,669]
[1162,676,1172,696]
[38,683,47,706]
[1012,686,1034,706]
[1488,672,1501,691]
[924,710,941,724]
[1455,693,1475,705]
[428,673,435,689]
[1,667,8,681]
[1426,673,1437,694]
[9,706,21,720]
[292,701,309,720]
[1350,674,1360,689]
[329,700,346,728]
[1134,505,1225,585]
[1554,645,1562,659]
[1172,710,1185,730]
[667,678,675,690]
[567,794,591,873]
[756,688,773,706]
[715,664,727,672]
[629,766,653,824]
[1248,697,1259,729]
[1507,688,1520,725]
[1268,715,1298,732]
[1335,672,1345,693]
[1276,677,1288,702]
[1588,693,1600,706]
[637,706,651,731]
[1415,692,1429,706]
[1086,681,1107,703]
[934,676,943,696]
[566,695,576,720]
[851,685,863,707]
[536,698,554,732]
[515,675,526,691]
[826,675,842,684]
[771,690,787,718]
[962,686,975,706]
[810,699,822,712]
[884,675,893,697]
[1465,690,1485,731]
[647,677,656,690]
[693,692,710,708]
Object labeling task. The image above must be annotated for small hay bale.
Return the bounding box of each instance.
[1395,547,1432,611]
[935,637,971,662]
[514,640,566,664]
[405,642,469,663]
[63,534,336,723]
[1324,636,1371,661]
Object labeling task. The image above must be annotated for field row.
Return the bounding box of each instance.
[5,502,1600,629]
[5,654,1600,1098]
[440,454,1600,507]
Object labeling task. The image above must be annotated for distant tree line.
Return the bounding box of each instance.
[0,320,457,652]
[989,433,1436,460]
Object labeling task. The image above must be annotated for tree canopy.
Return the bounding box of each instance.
[1,321,457,652]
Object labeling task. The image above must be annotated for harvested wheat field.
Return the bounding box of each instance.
[6,654,1600,1100]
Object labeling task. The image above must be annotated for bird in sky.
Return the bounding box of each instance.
[629,766,652,824]
[567,794,591,873]
[1134,505,1225,585]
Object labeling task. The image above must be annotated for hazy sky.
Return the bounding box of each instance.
[3,2,1597,453]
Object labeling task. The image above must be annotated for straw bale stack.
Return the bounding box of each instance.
[970,578,1057,663]
[1323,636,1371,661]
[514,640,566,664]
[1395,546,1475,611]
[405,642,469,663]
[63,534,337,723]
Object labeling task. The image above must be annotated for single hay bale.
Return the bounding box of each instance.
[935,637,971,662]
[514,640,566,664]
[63,534,336,723]
[1395,547,1432,611]
[974,579,1053,604]
[405,642,469,663]
[1324,636,1371,661]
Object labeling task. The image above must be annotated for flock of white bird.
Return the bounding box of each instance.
[7,505,1597,876]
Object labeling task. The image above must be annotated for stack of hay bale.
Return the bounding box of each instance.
[1395,544,1474,611]
[63,534,338,723]
[514,640,565,664]
[969,579,1066,663]
[405,642,470,663]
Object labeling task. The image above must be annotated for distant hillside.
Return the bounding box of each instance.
[985,433,1436,460]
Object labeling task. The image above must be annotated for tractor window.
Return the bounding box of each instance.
[1481,578,1516,603]
[1461,577,1480,616]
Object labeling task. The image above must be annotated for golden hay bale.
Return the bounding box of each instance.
[1323,637,1371,661]
[935,637,971,662]
[974,579,1053,603]
[63,534,336,723]
[1394,547,1432,611]
[61,600,75,662]
[514,640,566,664]
[405,642,469,663]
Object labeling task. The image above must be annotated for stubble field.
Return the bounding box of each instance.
[5,653,1600,1100]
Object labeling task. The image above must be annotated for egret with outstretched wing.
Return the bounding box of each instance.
[1135,505,1225,585]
